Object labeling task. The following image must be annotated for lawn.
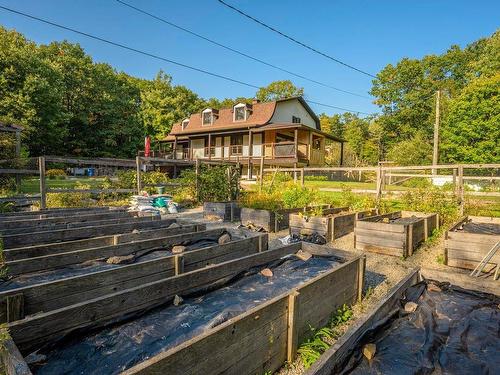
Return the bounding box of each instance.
[19,177,106,194]
[304,180,413,191]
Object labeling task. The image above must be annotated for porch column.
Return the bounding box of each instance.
[208,133,211,160]
[294,128,298,159]
[15,130,21,192]
[189,139,193,160]
[340,142,344,166]
[248,130,253,179]
[173,136,177,160]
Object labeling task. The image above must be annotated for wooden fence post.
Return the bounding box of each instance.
[301,167,305,187]
[287,291,300,362]
[135,156,142,194]
[259,157,264,192]
[458,165,464,215]
[195,158,200,202]
[375,165,382,204]
[38,156,46,210]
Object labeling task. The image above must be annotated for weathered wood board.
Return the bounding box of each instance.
[203,201,241,222]
[1,217,176,249]
[0,233,267,323]
[0,206,126,221]
[354,211,439,257]
[241,205,331,232]
[3,224,205,261]
[445,216,500,272]
[290,208,377,241]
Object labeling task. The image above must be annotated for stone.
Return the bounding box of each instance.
[173,295,183,306]
[404,301,418,313]
[260,268,273,277]
[25,352,47,365]
[296,250,312,261]
[132,229,140,234]
[218,233,231,245]
[106,254,135,265]
[382,217,390,223]
[362,343,376,360]
[172,245,186,254]
[427,283,442,292]
[168,222,180,228]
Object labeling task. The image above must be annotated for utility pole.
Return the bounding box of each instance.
[432,90,441,174]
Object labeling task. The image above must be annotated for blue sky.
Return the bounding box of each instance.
[0,0,499,116]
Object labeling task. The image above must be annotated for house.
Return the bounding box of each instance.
[158,97,345,178]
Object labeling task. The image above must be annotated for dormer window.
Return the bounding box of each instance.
[202,108,218,125]
[292,116,301,124]
[181,119,189,130]
[233,103,252,122]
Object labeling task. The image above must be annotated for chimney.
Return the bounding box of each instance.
[252,98,260,104]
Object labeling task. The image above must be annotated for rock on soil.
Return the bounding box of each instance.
[106,254,135,264]
[173,295,183,306]
[218,233,231,245]
[260,268,273,277]
[404,301,418,312]
[363,343,377,360]
[172,245,186,254]
[295,250,312,261]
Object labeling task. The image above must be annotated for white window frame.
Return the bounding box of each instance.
[181,119,189,130]
[202,109,214,126]
[233,103,247,122]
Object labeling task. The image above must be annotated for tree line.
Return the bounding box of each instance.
[0,26,498,164]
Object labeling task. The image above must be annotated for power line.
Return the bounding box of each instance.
[218,0,377,79]
[0,5,373,115]
[306,100,372,115]
[115,0,370,100]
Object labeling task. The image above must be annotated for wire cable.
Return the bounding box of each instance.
[115,0,370,99]
[0,5,373,115]
[218,0,377,79]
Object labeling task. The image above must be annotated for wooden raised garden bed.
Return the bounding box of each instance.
[203,201,241,222]
[240,205,330,232]
[305,267,499,375]
[290,207,378,241]
[0,243,365,375]
[0,228,267,323]
[354,211,439,257]
[445,216,500,272]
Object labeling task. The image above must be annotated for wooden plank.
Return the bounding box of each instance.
[287,291,300,363]
[8,243,302,353]
[3,225,200,261]
[445,239,500,253]
[0,337,32,375]
[2,218,176,249]
[5,228,226,275]
[306,269,420,375]
[0,235,266,322]
[122,294,289,375]
[355,220,405,233]
[446,231,500,244]
[0,207,125,220]
[354,234,405,248]
[355,242,403,257]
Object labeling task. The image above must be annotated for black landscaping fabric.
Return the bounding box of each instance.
[339,281,500,375]
[0,237,224,291]
[31,254,341,375]
[459,222,500,235]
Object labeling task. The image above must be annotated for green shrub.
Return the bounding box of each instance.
[337,184,377,211]
[115,170,169,194]
[46,169,67,180]
[46,182,93,208]
[239,190,283,211]
[401,188,459,225]
[281,183,317,209]
[263,171,292,184]
[401,177,432,188]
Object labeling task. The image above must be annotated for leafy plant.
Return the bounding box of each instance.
[298,326,334,368]
[45,169,67,180]
[281,183,317,209]
[401,188,459,225]
[46,182,93,208]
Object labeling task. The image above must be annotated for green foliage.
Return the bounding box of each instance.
[0,202,14,213]
[179,165,240,203]
[387,132,433,166]
[401,188,459,224]
[115,170,169,194]
[298,304,353,369]
[304,175,328,181]
[281,183,317,209]
[401,177,432,189]
[0,237,7,279]
[46,182,93,208]
[46,169,67,179]
[337,185,377,211]
[440,73,500,163]
[256,80,304,102]
[239,190,283,211]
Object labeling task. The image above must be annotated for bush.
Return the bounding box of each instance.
[179,165,240,203]
[46,182,93,208]
[263,171,292,184]
[401,188,459,224]
[281,183,317,209]
[401,177,432,189]
[115,170,169,194]
[46,169,67,180]
[304,175,328,181]
[239,190,283,211]
[337,184,377,211]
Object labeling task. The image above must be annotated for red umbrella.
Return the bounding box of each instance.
[144,136,151,157]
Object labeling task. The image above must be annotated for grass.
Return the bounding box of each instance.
[304,180,413,191]
[18,177,105,194]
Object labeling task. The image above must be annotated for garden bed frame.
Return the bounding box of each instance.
[305,267,500,375]
[203,201,241,222]
[0,206,126,221]
[240,205,331,232]
[0,217,177,249]
[290,207,378,241]
[0,230,267,323]
[354,211,439,257]
[0,243,364,375]
[445,216,500,272]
